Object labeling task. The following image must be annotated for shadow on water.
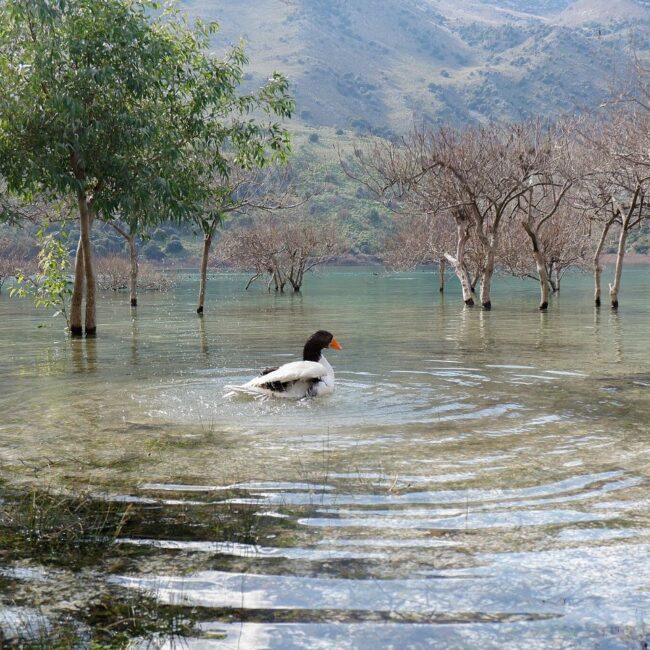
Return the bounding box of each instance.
[2,269,650,648]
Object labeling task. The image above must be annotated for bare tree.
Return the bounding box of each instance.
[501,205,591,294]
[577,111,650,308]
[343,132,478,304]
[0,235,38,293]
[220,213,344,293]
[95,256,175,292]
[506,121,582,309]
[346,123,550,309]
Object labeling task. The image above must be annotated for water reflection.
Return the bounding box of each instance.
[197,315,209,356]
[610,310,624,365]
[71,337,97,374]
[131,314,140,366]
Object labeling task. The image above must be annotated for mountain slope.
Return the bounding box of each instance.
[184,0,649,131]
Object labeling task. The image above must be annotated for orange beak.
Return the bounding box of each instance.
[329,337,342,351]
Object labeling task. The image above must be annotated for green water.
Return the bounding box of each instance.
[1,268,650,648]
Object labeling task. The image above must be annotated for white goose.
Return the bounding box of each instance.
[225,330,342,399]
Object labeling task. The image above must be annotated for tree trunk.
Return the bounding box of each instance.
[522,223,550,310]
[609,217,630,310]
[77,192,96,336]
[445,222,474,305]
[128,233,138,307]
[197,232,213,315]
[533,249,550,310]
[438,258,446,293]
[479,248,495,310]
[593,219,613,308]
[70,235,85,337]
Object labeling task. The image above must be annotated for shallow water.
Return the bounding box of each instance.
[1,268,650,648]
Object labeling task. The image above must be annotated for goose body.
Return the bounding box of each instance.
[225,331,342,400]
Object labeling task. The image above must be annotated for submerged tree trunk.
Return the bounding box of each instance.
[197,232,213,315]
[438,257,446,293]
[77,191,96,336]
[70,236,85,337]
[445,221,474,305]
[533,249,550,310]
[128,233,138,307]
[479,248,495,311]
[609,216,630,310]
[522,223,550,310]
[593,219,613,308]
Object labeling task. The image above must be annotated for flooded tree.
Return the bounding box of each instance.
[577,112,650,309]
[508,121,581,309]
[348,124,551,309]
[195,167,297,315]
[220,213,343,293]
[0,0,293,336]
[107,220,141,307]
[501,206,591,296]
[343,133,478,304]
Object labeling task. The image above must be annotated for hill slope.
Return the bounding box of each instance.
[182,0,650,133]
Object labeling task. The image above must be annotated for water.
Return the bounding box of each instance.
[1,268,650,648]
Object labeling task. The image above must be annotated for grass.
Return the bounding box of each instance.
[0,487,134,568]
[0,481,301,647]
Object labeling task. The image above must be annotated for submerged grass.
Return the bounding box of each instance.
[0,589,206,648]
[0,487,134,568]
[0,480,300,647]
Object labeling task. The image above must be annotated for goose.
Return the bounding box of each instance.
[225,330,342,399]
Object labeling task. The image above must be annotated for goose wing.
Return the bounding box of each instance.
[245,361,327,388]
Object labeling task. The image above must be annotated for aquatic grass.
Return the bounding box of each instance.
[0,589,205,649]
[0,487,134,568]
[80,589,201,648]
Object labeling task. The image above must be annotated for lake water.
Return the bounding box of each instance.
[1,268,650,648]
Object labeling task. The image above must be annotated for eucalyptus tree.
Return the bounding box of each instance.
[0,0,293,336]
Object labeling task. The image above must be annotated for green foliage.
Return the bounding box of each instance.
[0,0,294,236]
[10,226,72,325]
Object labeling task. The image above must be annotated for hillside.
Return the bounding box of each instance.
[182,0,650,133]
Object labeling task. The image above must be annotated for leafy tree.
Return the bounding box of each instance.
[0,0,293,335]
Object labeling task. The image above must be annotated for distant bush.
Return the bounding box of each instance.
[308,133,320,143]
[96,256,175,291]
[143,242,164,261]
[152,228,168,242]
[164,239,186,255]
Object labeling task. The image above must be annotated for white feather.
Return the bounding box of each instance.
[225,357,335,400]
[243,361,327,387]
